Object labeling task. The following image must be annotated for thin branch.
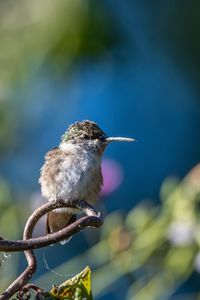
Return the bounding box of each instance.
[15,284,43,300]
[0,200,103,300]
[0,200,102,252]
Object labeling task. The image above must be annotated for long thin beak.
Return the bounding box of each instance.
[106,137,136,143]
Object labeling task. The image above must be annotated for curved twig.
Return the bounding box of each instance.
[0,200,103,300]
[0,200,102,252]
[15,284,43,300]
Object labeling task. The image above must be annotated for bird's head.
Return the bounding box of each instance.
[60,120,135,154]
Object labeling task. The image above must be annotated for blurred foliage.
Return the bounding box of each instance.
[34,164,200,300]
[0,0,121,153]
[1,161,200,299]
[0,0,120,90]
[0,178,22,290]
[0,177,36,291]
[163,0,200,81]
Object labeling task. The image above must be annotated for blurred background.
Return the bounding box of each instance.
[1,0,200,299]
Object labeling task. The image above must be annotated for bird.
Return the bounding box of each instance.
[39,120,134,235]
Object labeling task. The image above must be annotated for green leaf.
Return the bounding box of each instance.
[46,266,93,300]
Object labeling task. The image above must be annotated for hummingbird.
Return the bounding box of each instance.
[39,120,134,235]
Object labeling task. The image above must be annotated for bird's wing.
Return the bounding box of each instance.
[39,147,69,199]
[46,211,76,234]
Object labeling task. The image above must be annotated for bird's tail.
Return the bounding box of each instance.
[46,211,76,235]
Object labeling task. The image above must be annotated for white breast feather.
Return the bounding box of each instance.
[40,142,102,213]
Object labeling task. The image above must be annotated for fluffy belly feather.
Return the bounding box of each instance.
[39,146,103,213]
